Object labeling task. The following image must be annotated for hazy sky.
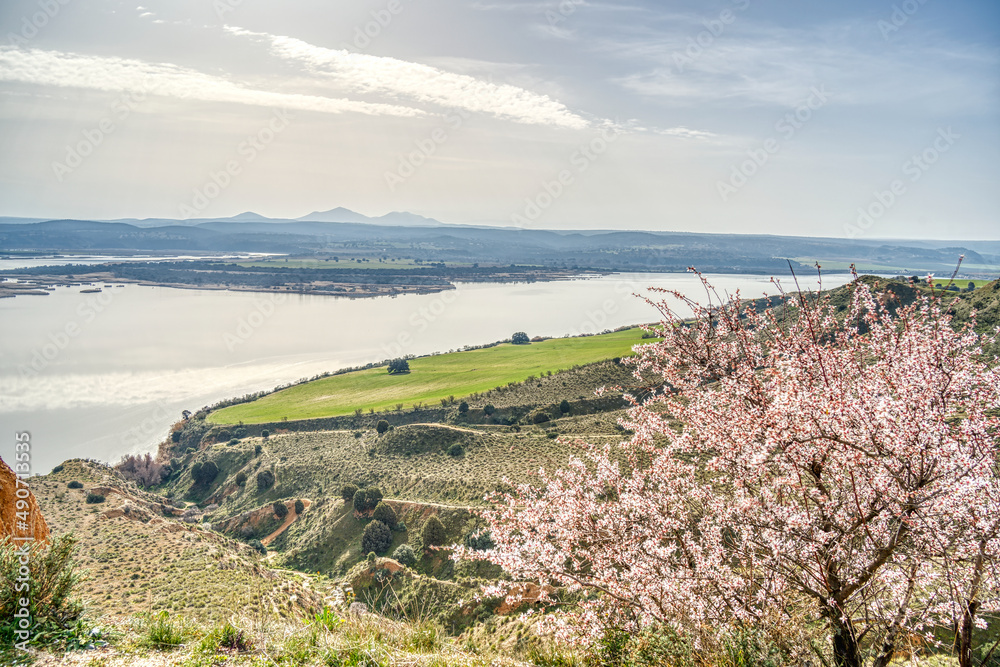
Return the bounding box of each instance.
[0,0,997,238]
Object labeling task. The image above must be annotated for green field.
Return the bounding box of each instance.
[209,328,650,424]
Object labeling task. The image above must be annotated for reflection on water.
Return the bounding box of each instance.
[0,272,856,471]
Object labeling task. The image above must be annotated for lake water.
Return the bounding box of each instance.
[0,272,857,472]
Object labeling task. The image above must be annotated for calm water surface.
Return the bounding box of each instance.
[0,272,855,471]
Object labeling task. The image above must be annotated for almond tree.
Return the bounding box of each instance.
[459,270,1000,667]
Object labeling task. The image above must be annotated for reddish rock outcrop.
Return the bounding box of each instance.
[0,456,49,543]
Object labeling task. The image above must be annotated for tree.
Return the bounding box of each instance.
[463,271,1000,667]
[192,460,219,486]
[559,399,571,415]
[458,402,469,414]
[967,281,976,292]
[372,501,397,529]
[387,358,410,374]
[393,544,417,566]
[483,404,495,416]
[365,487,383,510]
[421,516,447,548]
[511,331,530,345]
[256,470,275,491]
[352,488,368,513]
[376,420,389,434]
[294,499,305,515]
[341,483,359,502]
[361,520,393,555]
[273,501,288,518]
[116,452,167,487]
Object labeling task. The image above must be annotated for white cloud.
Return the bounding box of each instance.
[0,47,426,118]
[225,26,592,130]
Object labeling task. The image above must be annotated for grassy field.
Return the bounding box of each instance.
[209,328,650,424]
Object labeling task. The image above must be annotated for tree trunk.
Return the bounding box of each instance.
[823,608,863,667]
[957,599,978,667]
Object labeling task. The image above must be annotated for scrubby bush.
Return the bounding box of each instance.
[254,444,262,455]
[353,486,383,513]
[235,471,247,486]
[366,486,383,508]
[248,539,266,555]
[294,498,305,515]
[193,460,219,486]
[256,470,275,491]
[51,464,64,474]
[392,544,417,566]
[376,420,389,434]
[372,501,397,529]
[483,404,495,416]
[447,443,464,457]
[464,530,495,551]
[261,430,269,439]
[361,520,392,555]
[341,483,359,502]
[117,452,167,487]
[273,501,288,518]
[532,412,550,424]
[0,535,84,646]
[216,429,231,442]
[85,492,105,504]
[421,516,446,548]
[559,399,571,415]
[352,488,368,513]
[67,481,83,489]
[458,402,469,414]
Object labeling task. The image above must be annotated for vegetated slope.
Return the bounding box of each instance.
[32,460,328,623]
[209,328,649,424]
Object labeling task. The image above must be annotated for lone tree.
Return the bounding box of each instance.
[372,501,398,529]
[376,420,389,434]
[387,358,410,374]
[421,515,447,549]
[361,520,392,555]
[462,269,1000,667]
[559,399,571,415]
[192,460,219,486]
[458,402,469,414]
[511,331,530,345]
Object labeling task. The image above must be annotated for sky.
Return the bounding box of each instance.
[0,0,997,238]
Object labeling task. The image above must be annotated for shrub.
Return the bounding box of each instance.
[261,430,269,439]
[387,358,410,374]
[192,460,219,486]
[511,331,529,344]
[0,535,84,645]
[216,429,231,442]
[352,488,368,513]
[85,492,105,504]
[51,464,64,474]
[141,610,188,649]
[254,444,262,455]
[447,443,464,457]
[117,452,167,487]
[372,501,397,529]
[235,471,247,486]
[376,420,389,434]
[421,516,446,548]
[273,501,288,518]
[458,402,469,414]
[464,530,495,551]
[294,499,305,515]
[392,544,417,566]
[365,486,383,508]
[483,404,495,416]
[341,483,359,502]
[361,520,392,554]
[227,438,239,446]
[67,481,83,489]
[559,399,571,414]
[532,412,550,424]
[248,539,266,555]
[256,470,275,491]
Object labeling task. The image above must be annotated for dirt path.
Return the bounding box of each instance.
[261,498,312,546]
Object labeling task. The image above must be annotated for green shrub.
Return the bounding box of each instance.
[458,401,469,414]
[352,488,368,513]
[273,501,288,518]
[256,470,275,491]
[560,399,571,414]
[261,430,269,439]
[361,520,392,554]
[464,530,494,551]
[447,443,464,457]
[201,621,253,653]
[254,444,262,455]
[341,483,359,502]
[294,499,305,515]
[372,501,397,529]
[248,539,266,555]
[376,420,390,434]
[532,412,550,424]
[51,464,64,474]
[140,610,188,649]
[228,438,239,446]
[235,471,247,486]
[216,429,231,442]
[420,516,446,548]
[0,535,84,648]
[483,404,495,416]
[85,492,105,504]
[67,481,83,489]
[392,544,417,567]
[192,460,219,485]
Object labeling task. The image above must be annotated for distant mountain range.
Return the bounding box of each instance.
[1,212,998,277]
